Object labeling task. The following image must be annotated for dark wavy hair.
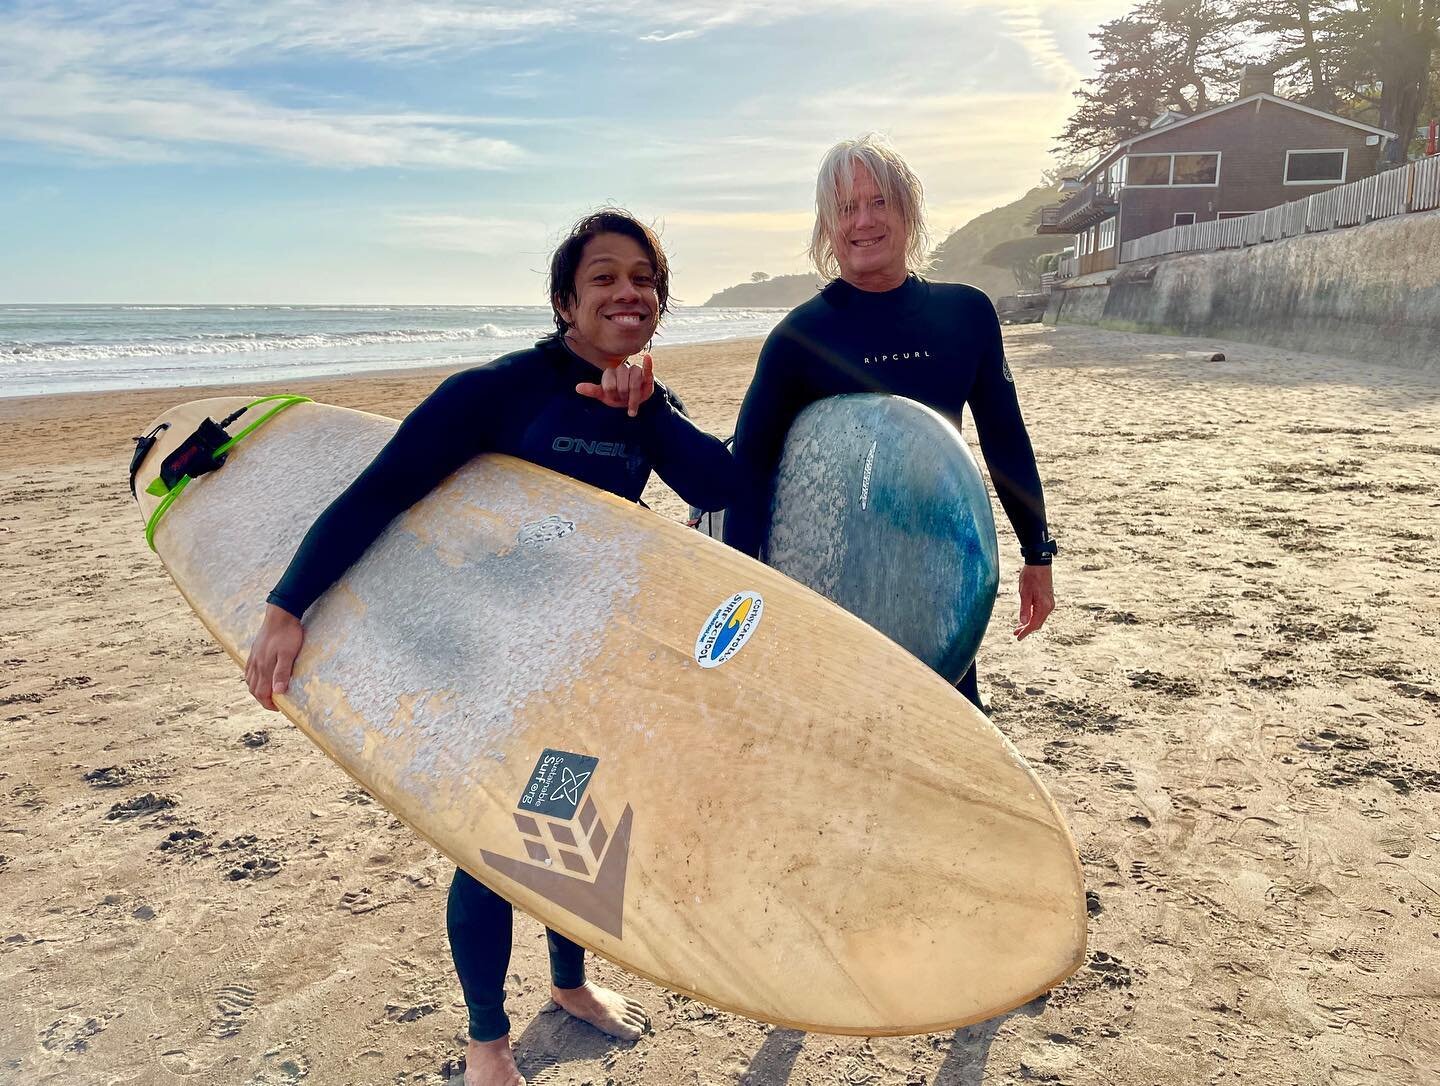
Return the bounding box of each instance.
[548,208,671,336]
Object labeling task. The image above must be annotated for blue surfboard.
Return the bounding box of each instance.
[693,395,1000,683]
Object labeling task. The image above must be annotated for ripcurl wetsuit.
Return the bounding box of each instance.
[267,334,735,1043]
[724,275,1051,706]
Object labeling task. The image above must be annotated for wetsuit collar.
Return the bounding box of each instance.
[540,333,612,380]
[822,273,929,315]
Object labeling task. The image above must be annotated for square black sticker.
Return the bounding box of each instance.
[517,749,599,821]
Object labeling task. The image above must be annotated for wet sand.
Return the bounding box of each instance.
[1,325,1437,1085]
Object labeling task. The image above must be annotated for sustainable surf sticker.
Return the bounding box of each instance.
[518,515,576,546]
[695,591,764,669]
[519,749,598,820]
[482,747,634,936]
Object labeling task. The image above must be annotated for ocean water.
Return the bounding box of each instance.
[0,304,786,398]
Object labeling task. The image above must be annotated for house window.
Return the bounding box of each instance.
[1172,153,1220,185]
[1127,154,1172,186]
[1124,152,1221,187]
[1285,149,1347,184]
[1173,212,1197,226]
[1217,211,1254,219]
[1097,218,1117,251]
[1105,159,1124,193]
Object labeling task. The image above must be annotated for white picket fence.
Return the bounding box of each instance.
[1119,155,1440,263]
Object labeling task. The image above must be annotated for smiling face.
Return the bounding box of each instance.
[556,232,659,368]
[831,164,909,291]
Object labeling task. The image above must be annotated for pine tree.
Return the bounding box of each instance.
[1056,1,1243,158]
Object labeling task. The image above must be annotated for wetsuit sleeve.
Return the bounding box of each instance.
[632,386,737,512]
[963,293,1050,551]
[724,327,815,558]
[266,369,502,617]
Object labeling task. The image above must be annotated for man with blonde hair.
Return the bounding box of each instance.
[725,134,1056,708]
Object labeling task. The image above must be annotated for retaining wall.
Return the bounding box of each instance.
[1045,209,1440,371]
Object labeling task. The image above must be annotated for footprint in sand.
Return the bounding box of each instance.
[247,1050,311,1085]
[1050,949,1137,1010]
[1128,859,1169,895]
[384,1001,439,1023]
[1330,943,1386,974]
[39,1009,123,1055]
[339,887,391,915]
[104,792,178,820]
[520,1054,565,1085]
[1045,696,1124,734]
[1127,670,1201,699]
[1096,761,1137,792]
[160,968,262,1075]
[157,826,213,859]
[208,984,258,1040]
[215,834,284,882]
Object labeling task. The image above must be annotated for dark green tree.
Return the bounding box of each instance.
[1057,0,1243,158]
[1237,0,1347,107]
[1329,0,1440,162]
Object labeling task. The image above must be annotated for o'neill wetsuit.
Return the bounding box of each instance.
[267,335,734,1043]
[724,276,1052,706]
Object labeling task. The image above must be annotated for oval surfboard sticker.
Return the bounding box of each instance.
[695,592,764,669]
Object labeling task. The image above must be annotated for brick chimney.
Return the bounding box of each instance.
[1238,64,1275,99]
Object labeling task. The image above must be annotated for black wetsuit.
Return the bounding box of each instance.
[724,276,1050,705]
[267,335,734,1042]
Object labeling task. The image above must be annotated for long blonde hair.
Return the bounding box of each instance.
[808,134,931,280]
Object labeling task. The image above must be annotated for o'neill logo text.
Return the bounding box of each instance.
[552,436,638,459]
[694,591,764,669]
[862,349,931,366]
[480,749,633,938]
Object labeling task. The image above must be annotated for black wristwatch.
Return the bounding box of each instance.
[1021,537,1058,566]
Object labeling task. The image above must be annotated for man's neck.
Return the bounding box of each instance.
[842,269,908,293]
[562,332,624,371]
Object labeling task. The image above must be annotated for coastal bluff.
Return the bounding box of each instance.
[703,274,824,308]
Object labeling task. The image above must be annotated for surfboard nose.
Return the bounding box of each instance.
[129,396,293,524]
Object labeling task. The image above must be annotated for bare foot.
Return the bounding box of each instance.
[550,981,650,1040]
[464,1036,524,1086]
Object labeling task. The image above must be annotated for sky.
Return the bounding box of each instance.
[0,0,1135,305]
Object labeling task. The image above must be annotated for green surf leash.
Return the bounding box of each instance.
[143,394,312,551]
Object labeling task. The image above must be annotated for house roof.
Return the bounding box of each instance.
[1081,93,1398,180]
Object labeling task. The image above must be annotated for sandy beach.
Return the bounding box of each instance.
[1,324,1437,1086]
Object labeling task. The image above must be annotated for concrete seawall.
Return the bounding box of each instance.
[1046,209,1440,371]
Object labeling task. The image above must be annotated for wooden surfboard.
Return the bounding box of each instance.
[766,394,1000,684]
[132,395,1085,1036]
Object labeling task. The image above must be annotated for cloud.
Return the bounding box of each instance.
[0,69,528,167]
[994,5,1084,89]
[0,0,1131,169]
[10,1,572,69]
[0,1,575,167]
